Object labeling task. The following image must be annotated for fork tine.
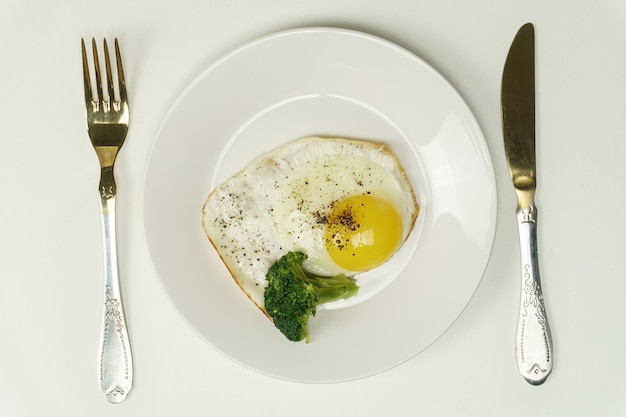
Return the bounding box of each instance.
[81,38,93,105]
[91,38,103,103]
[114,39,127,103]
[103,39,115,103]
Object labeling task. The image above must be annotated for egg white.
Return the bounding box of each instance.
[202,136,418,313]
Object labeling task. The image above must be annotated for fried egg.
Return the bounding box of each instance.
[202,136,419,313]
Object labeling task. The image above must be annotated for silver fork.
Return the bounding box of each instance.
[82,37,133,403]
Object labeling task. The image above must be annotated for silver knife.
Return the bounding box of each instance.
[501,22,553,385]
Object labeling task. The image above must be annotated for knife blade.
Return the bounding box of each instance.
[501,22,553,385]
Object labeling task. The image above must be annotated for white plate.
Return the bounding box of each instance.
[143,27,497,383]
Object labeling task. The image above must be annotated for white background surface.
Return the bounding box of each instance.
[1,0,625,415]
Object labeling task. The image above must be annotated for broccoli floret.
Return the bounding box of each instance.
[264,251,359,342]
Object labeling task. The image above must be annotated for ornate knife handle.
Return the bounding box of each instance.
[97,181,133,403]
[515,204,553,385]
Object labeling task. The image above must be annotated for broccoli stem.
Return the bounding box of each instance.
[288,254,358,304]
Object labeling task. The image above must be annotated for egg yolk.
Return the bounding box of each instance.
[324,194,402,272]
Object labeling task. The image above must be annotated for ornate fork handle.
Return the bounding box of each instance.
[97,167,133,403]
[515,204,553,385]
